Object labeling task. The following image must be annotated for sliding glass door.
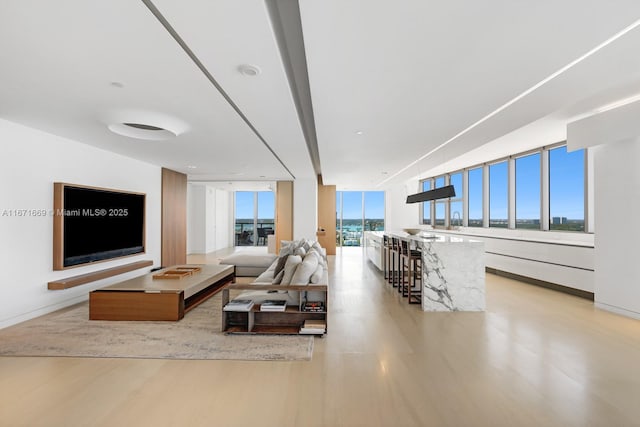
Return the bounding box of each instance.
[234,191,274,246]
[336,191,385,247]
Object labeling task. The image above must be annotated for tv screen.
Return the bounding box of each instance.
[53,184,145,269]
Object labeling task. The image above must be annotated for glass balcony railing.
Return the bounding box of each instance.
[235,219,274,246]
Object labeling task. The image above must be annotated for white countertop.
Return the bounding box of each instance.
[375,231,483,244]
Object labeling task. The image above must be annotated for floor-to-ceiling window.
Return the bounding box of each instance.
[549,146,585,231]
[234,191,275,246]
[434,176,446,226]
[364,191,385,232]
[515,152,541,229]
[417,142,587,233]
[449,171,463,227]
[489,161,508,228]
[336,191,385,247]
[421,179,432,225]
[468,167,483,227]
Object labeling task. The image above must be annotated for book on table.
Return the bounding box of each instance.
[260,300,287,312]
[223,299,254,312]
[299,319,326,334]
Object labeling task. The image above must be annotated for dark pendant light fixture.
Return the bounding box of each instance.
[406,185,455,204]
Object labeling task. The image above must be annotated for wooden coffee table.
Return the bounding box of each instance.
[89,264,234,321]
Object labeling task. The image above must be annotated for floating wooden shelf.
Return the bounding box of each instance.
[48,260,153,290]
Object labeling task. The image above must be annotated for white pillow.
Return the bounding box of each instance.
[306,249,326,268]
[310,264,324,284]
[281,255,302,285]
[290,253,319,285]
[294,246,306,257]
[302,238,313,251]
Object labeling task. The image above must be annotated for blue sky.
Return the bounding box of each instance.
[235,191,275,219]
[337,191,385,219]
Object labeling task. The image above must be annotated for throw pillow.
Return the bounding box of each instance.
[312,242,326,259]
[280,240,295,253]
[281,255,302,285]
[272,269,285,284]
[294,246,306,257]
[273,254,289,277]
[310,264,324,284]
[306,249,326,268]
[290,252,319,285]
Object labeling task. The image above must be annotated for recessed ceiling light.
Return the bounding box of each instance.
[109,81,124,88]
[238,64,261,77]
[187,165,197,169]
[381,171,388,175]
[356,131,364,135]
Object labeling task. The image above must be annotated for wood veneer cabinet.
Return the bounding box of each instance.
[221,284,327,335]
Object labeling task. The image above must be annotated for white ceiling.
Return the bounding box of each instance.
[2,1,640,189]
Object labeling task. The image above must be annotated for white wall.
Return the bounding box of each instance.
[205,186,216,253]
[293,178,317,240]
[187,184,232,254]
[215,188,231,249]
[384,179,421,231]
[187,184,206,254]
[593,139,640,318]
[0,119,161,328]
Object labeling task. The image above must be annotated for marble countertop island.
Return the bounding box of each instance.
[383,231,486,312]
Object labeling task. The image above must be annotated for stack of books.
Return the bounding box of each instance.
[302,301,325,312]
[223,299,254,312]
[260,300,287,312]
[299,319,326,335]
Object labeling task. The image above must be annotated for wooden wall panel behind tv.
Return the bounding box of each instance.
[161,168,187,266]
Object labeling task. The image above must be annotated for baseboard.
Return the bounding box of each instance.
[486,267,594,301]
[594,302,640,320]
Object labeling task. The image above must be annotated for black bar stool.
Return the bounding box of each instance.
[400,239,422,304]
[390,237,400,288]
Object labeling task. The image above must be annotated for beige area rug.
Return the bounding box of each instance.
[0,292,313,361]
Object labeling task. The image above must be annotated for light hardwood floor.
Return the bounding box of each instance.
[1,248,640,426]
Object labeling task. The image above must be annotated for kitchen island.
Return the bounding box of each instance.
[383,231,485,312]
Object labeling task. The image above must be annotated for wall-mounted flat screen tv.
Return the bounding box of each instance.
[53,183,145,270]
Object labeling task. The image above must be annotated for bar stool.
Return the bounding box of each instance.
[400,239,422,304]
[382,235,390,280]
[389,237,401,288]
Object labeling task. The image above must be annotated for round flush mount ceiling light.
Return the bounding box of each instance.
[238,64,261,77]
[104,110,190,141]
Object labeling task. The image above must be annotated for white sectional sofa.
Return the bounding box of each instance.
[233,238,329,305]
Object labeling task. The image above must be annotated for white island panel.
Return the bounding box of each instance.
[421,240,485,311]
[385,232,485,312]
